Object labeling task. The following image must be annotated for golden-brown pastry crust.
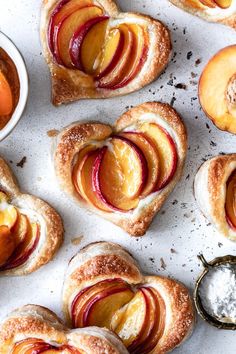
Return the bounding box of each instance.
[40,0,172,105]
[169,0,236,29]
[0,157,63,275]
[0,304,129,354]
[53,102,187,236]
[194,154,236,241]
[63,242,195,354]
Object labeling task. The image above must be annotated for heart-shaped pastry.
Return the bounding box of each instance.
[40,0,172,105]
[53,102,187,236]
[0,304,129,353]
[63,242,195,354]
[194,154,236,241]
[0,156,63,275]
[169,0,236,29]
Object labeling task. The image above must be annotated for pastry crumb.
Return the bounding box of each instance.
[71,236,84,245]
[47,129,59,137]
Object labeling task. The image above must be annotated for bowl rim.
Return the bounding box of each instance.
[0,31,29,141]
[194,254,236,330]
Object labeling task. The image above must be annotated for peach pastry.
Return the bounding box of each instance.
[0,156,63,275]
[169,0,236,29]
[199,45,236,134]
[63,242,195,354]
[0,304,128,353]
[40,0,171,105]
[53,102,187,236]
[194,154,236,241]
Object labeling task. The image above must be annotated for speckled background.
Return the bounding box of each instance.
[0,1,235,353]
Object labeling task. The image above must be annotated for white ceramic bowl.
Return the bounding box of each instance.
[0,31,28,141]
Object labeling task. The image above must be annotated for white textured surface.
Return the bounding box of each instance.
[0,1,236,353]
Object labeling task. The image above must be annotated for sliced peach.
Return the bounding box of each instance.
[12,213,29,247]
[72,279,128,327]
[93,137,148,211]
[0,203,18,230]
[73,149,112,212]
[111,289,147,348]
[0,226,15,267]
[12,338,51,353]
[13,339,79,354]
[141,287,166,354]
[199,45,236,134]
[1,223,40,270]
[199,0,216,7]
[0,71,13,116]
[72,144,97,198]
[73,16,109,73]
[84,287,134,328]
[96,28,125,79]
[225,170,236,229]
[214,0,232,8]
[130,287,157,352]
[56,6,103,67]
[186,0,206,8]
[97,24,134,88]
[139,123,178,190]
[48,0,93,54]
[119,132,159,197]
[111,24,149,89]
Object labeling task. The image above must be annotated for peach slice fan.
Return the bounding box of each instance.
[62,241,195,354]
[199,45,236,134]
[169,0,236,29]
[194,154,236,241]
[40,0,172,105]
[53,102,187,236]
[0,304,129,354]
[0,156,63,275]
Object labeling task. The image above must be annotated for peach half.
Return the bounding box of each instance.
[199,45,236,134]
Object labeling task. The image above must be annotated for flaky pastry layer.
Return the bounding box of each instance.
[0,304,128,354]
[53,102,187,236]
[0,157,63,275]
[41,0,172,105]
[63,241,195,354]
[169,0,236,29]
[194,154,236,241]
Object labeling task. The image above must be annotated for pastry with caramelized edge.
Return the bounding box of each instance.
[0,156,63,275]
[63,241,195,354]
[169,0,236,29]
[194,154,236,241]
[40,0,172,105]
[0,304,128,354]
[53,102,187,236]
[199,45,236,134]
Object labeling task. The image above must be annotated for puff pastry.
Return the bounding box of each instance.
[40,0,172,105]
[53,102,187,236]
[169,0,236,29]
[194,154,236,241]
[62,241,195,354]
[0,156,63,275]
[0,304,129,353]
